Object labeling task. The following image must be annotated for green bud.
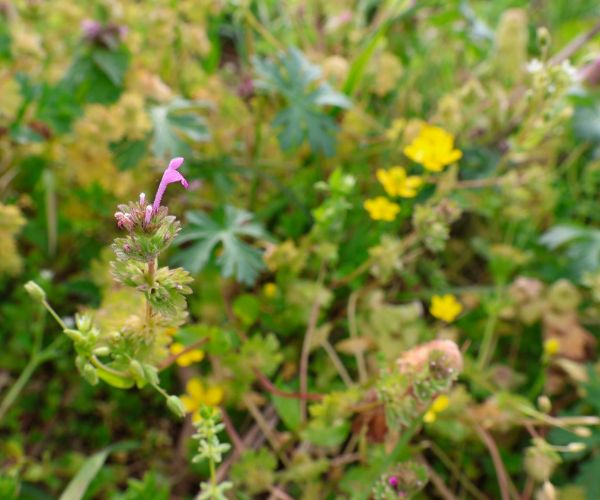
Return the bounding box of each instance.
[129,359,145,381]
[75,314,92,332]
[93,346,110,357]
[537,27,551,48]
[167,395,186,418]
[574,426,592,438]
[566,442,586,453]
[75,355,87,373]
[537,395,552,413]
[64,329,85,344]
[143,364,159,386]
[24,281,46,302]
[82,363,99,385]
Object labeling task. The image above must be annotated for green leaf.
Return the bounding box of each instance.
[150,98,210,159]
[233,294,261,326]
[110,138,149,171]
[91,49,128,86]
[272,384,302,431]
[253,47,351,156]
[573,104,600,143]
[63,45,129,104]
[174,205,270,286]
[59,442,137,500]
[0,15,11,61]
[112,472,170,500]
[540,224,600,276]
[576,455,600,500]
[302,420,350,448]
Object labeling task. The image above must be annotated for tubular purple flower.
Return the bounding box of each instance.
[145,157,188,224]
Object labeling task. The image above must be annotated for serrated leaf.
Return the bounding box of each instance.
[253,47,351,156]
[150,98,210,159]
[174,205,269,285]
[540,224,600,276]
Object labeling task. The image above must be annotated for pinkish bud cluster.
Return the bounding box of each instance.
[114,211,134,231]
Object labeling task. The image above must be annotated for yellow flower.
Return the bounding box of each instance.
[544,338,560,357]
[364,197,401,221]
[423,410,437,423]
[181,378,224,422]
[431,394,450,413]
[170,342,205,367]
[263,282,278,298]
[376,167,423,198]
[403,124,462,172]
[430,294,463,323]
[423,394,451,424]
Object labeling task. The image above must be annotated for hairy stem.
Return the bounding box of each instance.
[299,262,326,422]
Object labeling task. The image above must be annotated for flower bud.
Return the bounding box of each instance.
[167,395,186,418]
[143,364,159,386]
[129,359,145,380]
[82,363,99,385]
[64,329,85,344]
[76,314,92,332]
[24,281,46,302]
[537,395,552,413]
[537,27,551,49]
[93,346,110,357]
[573,426,592,438]
[566,442,586,453]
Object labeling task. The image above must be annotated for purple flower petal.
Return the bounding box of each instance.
[148,157,189,222]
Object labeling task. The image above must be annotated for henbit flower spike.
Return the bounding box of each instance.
[145,157,189,224]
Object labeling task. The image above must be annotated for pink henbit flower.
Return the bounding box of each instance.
[145,157,189,224]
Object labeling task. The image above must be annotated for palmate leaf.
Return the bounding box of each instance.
[150,97,210,159]
[540,224,600,277]
[253,47,351,157]
[174,205,269,286]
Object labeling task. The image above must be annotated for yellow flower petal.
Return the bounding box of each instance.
[403,124,462,172]
[180,395,198,413]
[430,294,463,323]
[186,378,205,401]
[423,410,437,423]
[203,386,224,407]
[544,338,560,357]
[364,197,401,221]
[431,394,450,413]
[263,282,278,298]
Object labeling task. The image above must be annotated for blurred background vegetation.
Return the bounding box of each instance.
[2,0,600,498]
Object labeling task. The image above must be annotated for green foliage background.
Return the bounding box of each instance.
[2,0,600,498]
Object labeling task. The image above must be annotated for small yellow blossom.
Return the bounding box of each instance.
[263,282,278,298]
[376,167,423,198]
[170,342,205,367]
[544,338,560,357]
[181,378,224,422]
[403,124,462,172]
[364,197,401,221]
[423,410,437,423]
[431,394,450,413]
[423,394,451,423]
[430,294,463,322]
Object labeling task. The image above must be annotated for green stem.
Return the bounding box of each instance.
[209,456,216,488]
[0,356,39,423]
[477,294,501,370]
[42,300,67,330]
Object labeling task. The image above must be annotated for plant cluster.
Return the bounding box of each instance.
[2,1,600,499]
